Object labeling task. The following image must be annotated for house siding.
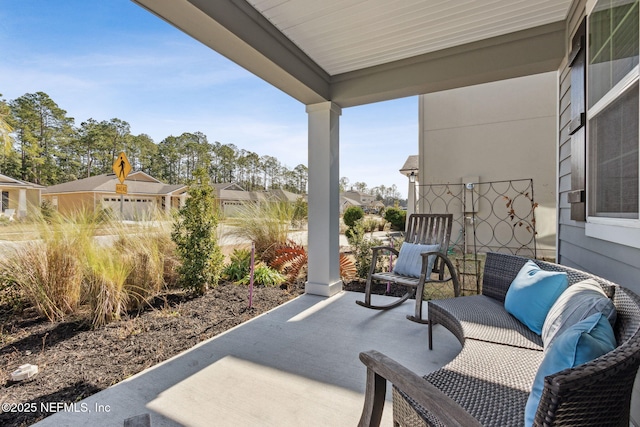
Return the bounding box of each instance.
[559,2,640,423]
[420,72,558,259]
[557,1,640,295]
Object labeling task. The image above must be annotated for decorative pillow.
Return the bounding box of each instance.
[524,312,617,427]
[392,243,440,278]
[504,260,568,335]
[542,279,617,350]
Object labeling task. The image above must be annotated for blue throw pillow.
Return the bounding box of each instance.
[392,243,440,278]
[504,260,568,334]
[541,279,617,349]
[524,312,617,427]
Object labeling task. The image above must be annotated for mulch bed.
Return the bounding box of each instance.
[0,278,409,427]
[0,282,305,427]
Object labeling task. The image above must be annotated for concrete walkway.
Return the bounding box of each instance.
[34,292,461,427]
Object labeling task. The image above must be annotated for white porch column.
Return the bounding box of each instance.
[406,179,417,230]
[305,101,342,297]
[18,189,27,219]
[164,195,171,214]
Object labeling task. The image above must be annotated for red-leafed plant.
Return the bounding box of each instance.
[269,240,356,284]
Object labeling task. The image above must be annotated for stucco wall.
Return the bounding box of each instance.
[419,72,558,258]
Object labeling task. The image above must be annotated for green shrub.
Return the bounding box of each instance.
[343,206,364,228]
[347,220,384,279]
[363,217,378,233]
[238,262,286,287]
[384,207,407,230]
[171,168,224,294]
[222,249,252,282]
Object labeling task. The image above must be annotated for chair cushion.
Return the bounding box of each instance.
[429,295,544,350]
[541,279,617,349]
[392,243,440,278]
[504,260,568,335]
[524,312,616,427]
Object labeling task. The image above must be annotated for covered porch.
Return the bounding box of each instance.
[132,0,573,298]
[33,292,460,426]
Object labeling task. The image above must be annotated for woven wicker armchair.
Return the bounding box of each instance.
[356,214,459,323]
[359,252,640,427]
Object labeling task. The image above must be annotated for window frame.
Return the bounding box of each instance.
[585,0,640,248]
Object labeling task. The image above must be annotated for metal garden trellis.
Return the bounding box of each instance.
[416,178,538,294]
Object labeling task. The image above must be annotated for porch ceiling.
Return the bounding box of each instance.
[133,0,573,107]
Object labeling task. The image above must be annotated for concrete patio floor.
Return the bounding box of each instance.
[33,291,461,427]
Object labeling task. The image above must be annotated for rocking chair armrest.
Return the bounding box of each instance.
[370,245,399,256]
[420,252,460,296]
[358,350,481,427]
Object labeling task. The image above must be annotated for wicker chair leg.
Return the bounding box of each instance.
[428,319,433,350]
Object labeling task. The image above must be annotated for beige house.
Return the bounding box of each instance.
[42,171,187,220]
[215,183,305,217]
[0,173,42,219]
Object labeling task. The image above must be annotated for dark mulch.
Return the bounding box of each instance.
[0,282,304,427]
[0,278,413,427]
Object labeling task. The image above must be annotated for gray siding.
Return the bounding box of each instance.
[558,1,640,297]
[558,4,640,422]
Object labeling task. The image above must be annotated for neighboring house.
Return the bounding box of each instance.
[0,173,42,219]
[42,172,187,220]
[343,190,375,206]
[339,195,361,214]
[270,188,303,204]
[342,190,379,212]
[214,183,305,217]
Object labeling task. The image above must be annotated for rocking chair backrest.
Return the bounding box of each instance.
[405,214,453,254]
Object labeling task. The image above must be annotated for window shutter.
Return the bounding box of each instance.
[569,18,587,221]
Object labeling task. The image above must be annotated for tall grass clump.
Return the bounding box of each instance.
[84,246,132,328]
[226,198,297,257]
[0,210,91,321]
[0,239,83,321]
[113,219,175,309]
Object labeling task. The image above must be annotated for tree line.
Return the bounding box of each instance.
[0,91,308,193]
[0,91,405,204]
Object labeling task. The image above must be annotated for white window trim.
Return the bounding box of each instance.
[585,1,640,249]
[586,218,640,248]
[589,65,639,116]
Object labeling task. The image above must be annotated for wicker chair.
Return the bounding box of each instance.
[358,252,640,427]
[356,214,459,323]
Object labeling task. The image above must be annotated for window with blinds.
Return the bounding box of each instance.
[588,0,639,219]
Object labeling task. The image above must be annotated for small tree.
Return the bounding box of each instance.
[171,168,224,294]
[343,206,364,228]
[384,207,407,231]
[347,219,383,279]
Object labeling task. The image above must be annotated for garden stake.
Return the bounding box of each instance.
[248,241,255,308]
[387,238,394,294]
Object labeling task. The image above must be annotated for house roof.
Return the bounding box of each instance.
[43,171,186,196]
[341,196,361,206]
[133,0,573,107]
[212,182,246,192]
[399,155,419,176]
[0,173,44,189]
[269,188,302,203]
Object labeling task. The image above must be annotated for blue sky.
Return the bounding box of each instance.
[0,0,417,197]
